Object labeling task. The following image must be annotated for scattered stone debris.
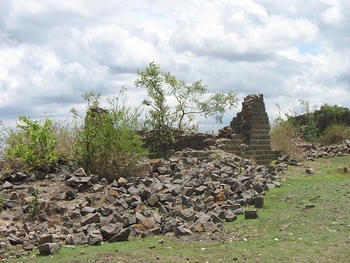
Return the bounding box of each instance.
[0,148,280,257]
[0,141,349,259]
[301,142,350,160]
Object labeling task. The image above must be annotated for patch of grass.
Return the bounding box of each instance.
[7,156,350,263]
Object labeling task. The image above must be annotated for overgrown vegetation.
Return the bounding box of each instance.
[1,62,349,180]
[71,90,147,182]
[0,62,237,180]
[270,120,302,159]
[135,61,238,157]
[4,116,58,171]
[319,123,350,145]
[271,100,350,158]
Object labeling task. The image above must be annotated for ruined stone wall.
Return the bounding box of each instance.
[172,133,216,151]
[172,94,276,166]
[217,93,275,165]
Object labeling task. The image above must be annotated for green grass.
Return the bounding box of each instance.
[6,156,350,263]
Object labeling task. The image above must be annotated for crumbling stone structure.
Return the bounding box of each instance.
[217,93,275,165]
[172,94,275,166]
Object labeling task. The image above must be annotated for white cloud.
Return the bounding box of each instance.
[0,0,349,129]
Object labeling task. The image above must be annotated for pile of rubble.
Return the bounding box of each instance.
[273,140,350,173]
[301,140,350,159]
[0,148,281,257]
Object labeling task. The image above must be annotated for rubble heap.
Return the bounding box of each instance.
[0,148,280,257]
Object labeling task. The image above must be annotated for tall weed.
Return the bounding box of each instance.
[270,120,303,159]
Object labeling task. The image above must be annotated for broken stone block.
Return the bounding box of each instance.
[224,212,237,222]
[109,228,131,242]
[254,196,264,208]
[174,225,193,236]
[147,193,159,206]
[178,208,196,221]
[244,209,258,220]
[81,206,96,215]
[87,230,103,246]
[66,232,88,245]
[65,186,77,200]
[38,234,54,245]
[181,195,193,208]
[38,243,60,256]
[100,223,124,240]
[81,213,100,226]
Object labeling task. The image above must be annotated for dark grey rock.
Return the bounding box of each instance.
[66,232,87,245]
[81,213,100,226]
[65,186,77,200]
[100,223,124,240]
[38,243,60,256]
[38,234,54,245]
[147,193,159,206]
[7,234,22,245]
[87,229,103,246]
[244,209,258,219]
[306,167,314,174]
[81,206,96,215]
[181,195,193,208]
[109,228,131,242]
[178,208,196,221]
[3,200,21,209]
[174,225,193,236]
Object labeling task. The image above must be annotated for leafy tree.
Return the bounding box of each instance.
[135,61,238,157]
[315,104,350,135]
[72,89,147,181]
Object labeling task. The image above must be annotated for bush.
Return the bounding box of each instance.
[4,116,58,170]
[319,123,350,145]
[72,91,148,182]
[270,120,303,159]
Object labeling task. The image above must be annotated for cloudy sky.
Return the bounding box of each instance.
[1,0,350,130]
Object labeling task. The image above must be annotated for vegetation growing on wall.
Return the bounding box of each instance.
[135,61,238,157]
[1,63,349,179]
[71,90,147,182]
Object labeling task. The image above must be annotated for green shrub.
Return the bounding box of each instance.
[319,123,350,145]
[72,90,148,182]
[270,120,303,159]
[5,116,58,170]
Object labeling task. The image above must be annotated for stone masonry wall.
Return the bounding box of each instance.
[172,94,275,166]
[217,93,275,165]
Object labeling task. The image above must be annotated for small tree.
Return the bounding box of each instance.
[72,89,147,181]
[135,61,238,157]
